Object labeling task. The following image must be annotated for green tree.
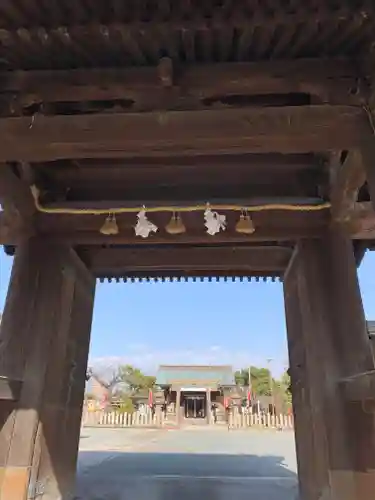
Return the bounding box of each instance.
[279,369,292,407]
[117,396,135,414]
[235,365,292,411]
[117,364,156,394]
[235,366,274,396]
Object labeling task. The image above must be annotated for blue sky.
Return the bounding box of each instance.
[1,250,375,378]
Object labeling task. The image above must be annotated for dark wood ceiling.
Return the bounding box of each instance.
[35,153,327,203]
[0,0,372,70]
[0,0,374,281]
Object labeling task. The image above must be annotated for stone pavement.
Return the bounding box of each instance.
[75,427,299,500]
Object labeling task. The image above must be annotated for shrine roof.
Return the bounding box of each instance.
[156,365,235,386]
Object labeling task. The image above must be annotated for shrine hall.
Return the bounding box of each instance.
[155,365,237,423]
[1,0,375,499]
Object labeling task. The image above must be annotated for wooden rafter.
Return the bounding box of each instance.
[0,59,360,111]
[0,3,371,70]
[0,0,368,28]
[0,105,369,161]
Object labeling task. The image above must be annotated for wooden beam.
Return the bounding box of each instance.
[2,203,372,244]
[2,208,330,245]
[37,229,327,245]
[330,151,366,222]
[0,59,359,108]
[0,222,320,246]
[88,245,292,277]
[0,376,22,401]
[0,105,369,161]
[40,154,324,200]
[34,208,330,245]
[35,197,327,211]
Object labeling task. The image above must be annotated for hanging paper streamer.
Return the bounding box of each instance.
[134,208,158,238]
[204,206,226,235]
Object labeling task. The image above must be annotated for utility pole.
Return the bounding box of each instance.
[247,366,252,410]
[267,358,275,414]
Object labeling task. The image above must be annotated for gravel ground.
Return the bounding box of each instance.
[75,427,299,500]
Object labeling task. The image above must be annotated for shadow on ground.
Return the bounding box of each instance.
[75,452,299,500]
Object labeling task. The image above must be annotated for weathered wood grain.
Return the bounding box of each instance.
[0,105,368,161]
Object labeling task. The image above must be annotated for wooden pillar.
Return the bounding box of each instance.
[284,226,375,500]
[0,238,96,500]
[206,389,211,424]
[175,389,181,425]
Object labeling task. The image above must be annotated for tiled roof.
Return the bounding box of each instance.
[156,365,234,386]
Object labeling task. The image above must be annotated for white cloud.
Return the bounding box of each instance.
[89,344,286,381]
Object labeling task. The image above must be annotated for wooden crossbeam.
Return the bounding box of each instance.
[0,105,369,161]
[33,208,330,244]
[0,213,375,246]
[2,202,374,245]
[30,229,327,246]
[88,245,293,277]
[0,226,324,246]
[0,59,359,108]
[1,206,328,245]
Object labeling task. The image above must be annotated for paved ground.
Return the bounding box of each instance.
[75,427,298,500]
